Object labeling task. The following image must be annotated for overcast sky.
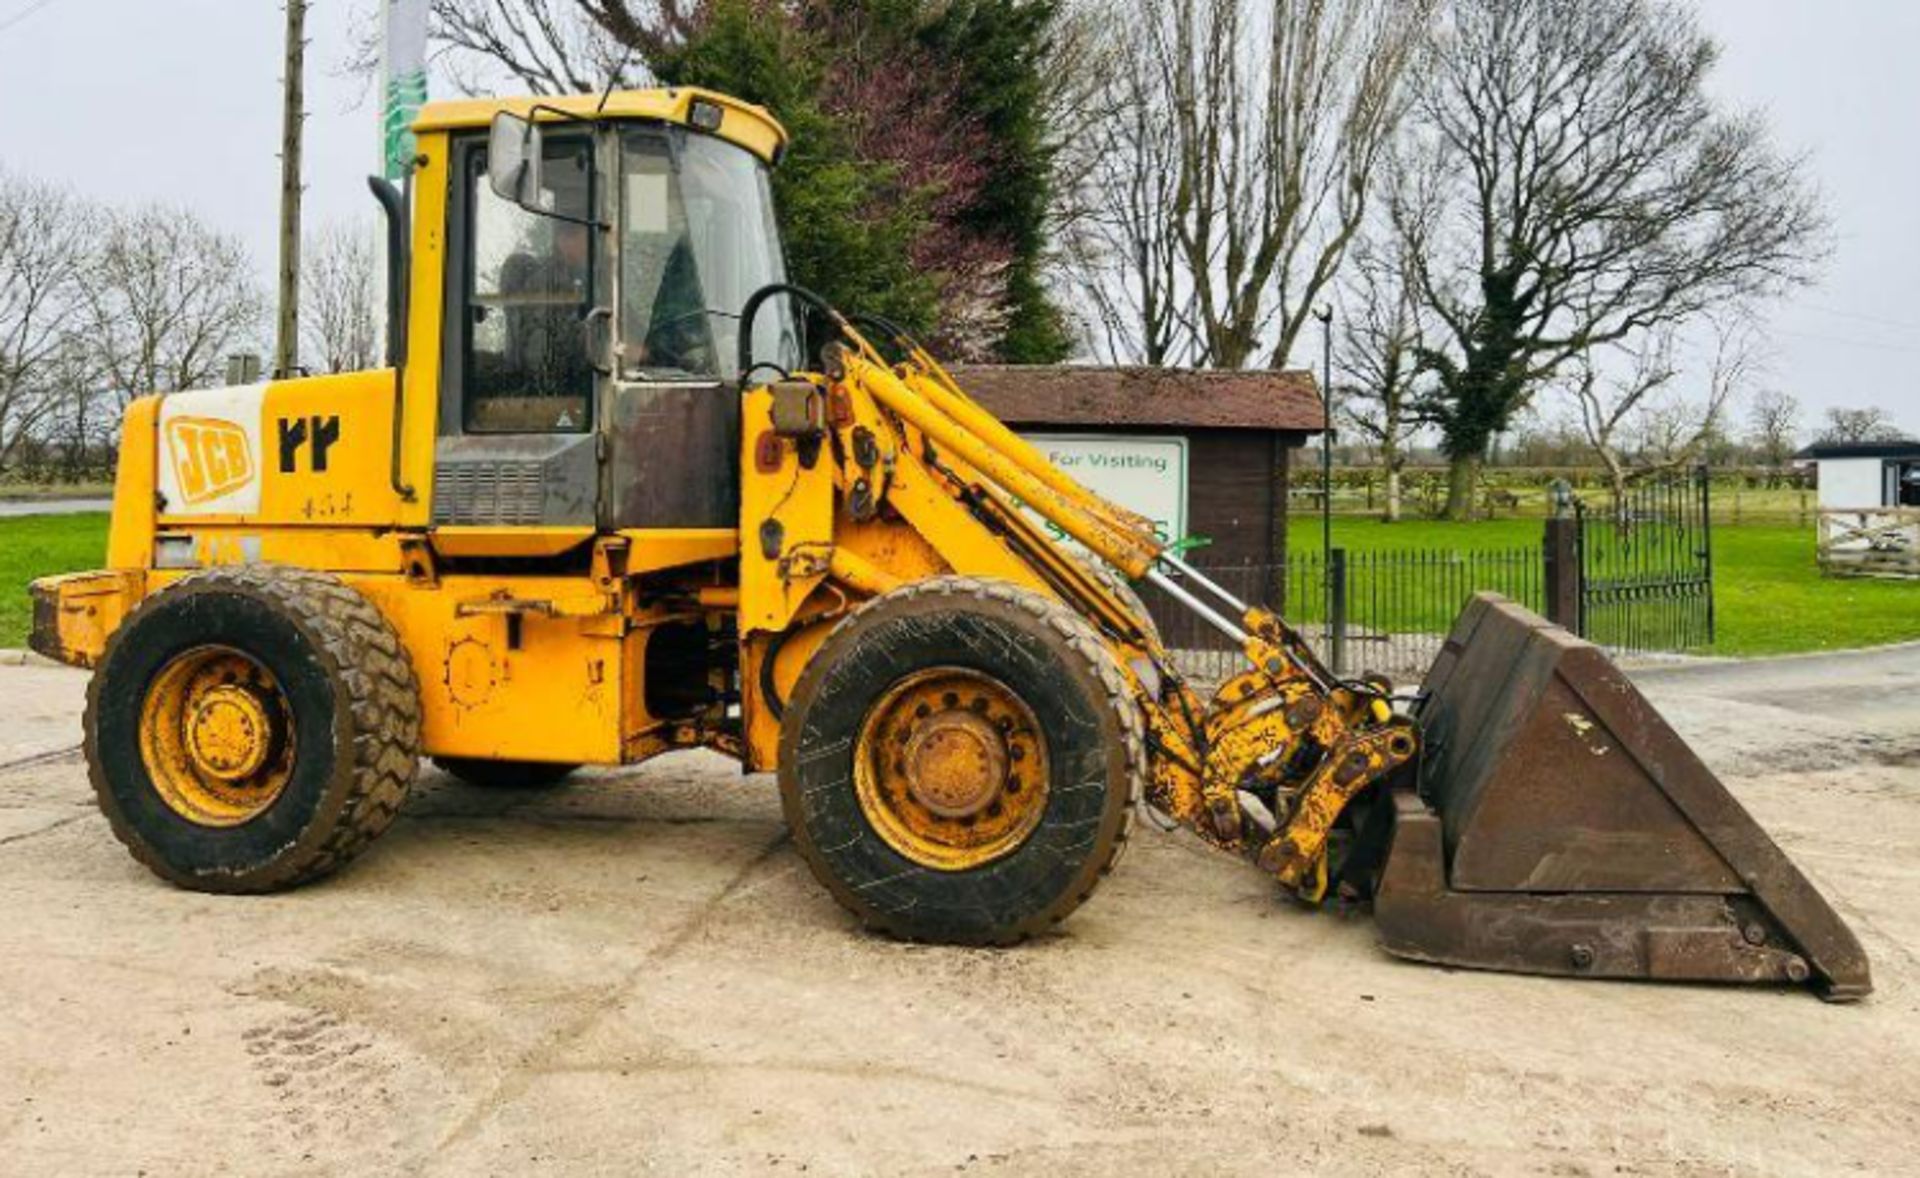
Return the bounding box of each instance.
[0,0,1913,437]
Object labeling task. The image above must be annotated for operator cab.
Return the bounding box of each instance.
[429,93,799,533]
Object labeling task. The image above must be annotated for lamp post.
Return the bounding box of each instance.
[1314,305,1335,655]
[1314,310,1335,551]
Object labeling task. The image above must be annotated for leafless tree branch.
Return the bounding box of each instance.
[1398,0,1826,517]
[0,172,92,471]
[302,221,383,375]
[1061,0,1434,368]
[79,206,268,403]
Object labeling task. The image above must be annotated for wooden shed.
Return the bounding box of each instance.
[952,365,1325,574]
[1794,440,1920,579]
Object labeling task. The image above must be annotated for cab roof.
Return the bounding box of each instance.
[413,87,789,166]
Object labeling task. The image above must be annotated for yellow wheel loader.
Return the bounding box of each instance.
[30,88,1869,998]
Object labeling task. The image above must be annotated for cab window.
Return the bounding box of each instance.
[620,128,796,382]
[461,133,594,432]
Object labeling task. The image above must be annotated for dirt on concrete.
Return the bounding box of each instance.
[0,646,1916,1176]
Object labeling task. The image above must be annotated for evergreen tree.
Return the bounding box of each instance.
[918,0,1072,362]
[656,0,1069,361]
[651,0,942,337]
[437,0,1072,359]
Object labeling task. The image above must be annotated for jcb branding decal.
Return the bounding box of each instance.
[165,417,256,506]
[156,383,265,516]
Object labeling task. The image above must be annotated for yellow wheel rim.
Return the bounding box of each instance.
[139,646,296,827]
[853,667,1049,871]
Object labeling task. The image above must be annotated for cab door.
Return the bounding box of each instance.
[600,125,738,531]
[431,129,602,529]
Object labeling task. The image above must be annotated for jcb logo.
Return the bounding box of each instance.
[164,417,255,506]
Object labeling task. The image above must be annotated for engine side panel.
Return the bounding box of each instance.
[153,371,412,529]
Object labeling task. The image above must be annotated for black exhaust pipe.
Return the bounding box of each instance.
[367,175,415,501]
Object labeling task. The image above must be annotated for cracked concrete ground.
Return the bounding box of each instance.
[0,645,1916,1176]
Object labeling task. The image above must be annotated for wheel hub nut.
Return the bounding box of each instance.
[186,684,274,781]
[903,710,1008,818]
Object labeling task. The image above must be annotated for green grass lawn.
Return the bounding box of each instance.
[2,511,1913,658]
[1,513,108,649]
[1696,525,1920,656]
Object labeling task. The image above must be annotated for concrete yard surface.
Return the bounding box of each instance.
[0,646,1916,1175]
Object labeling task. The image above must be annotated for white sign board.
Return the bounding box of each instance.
[1019,433,1189,550]
[1816,457,1889,510]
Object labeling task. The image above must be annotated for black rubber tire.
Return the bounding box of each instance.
[1071,550,1162,645]
[84,565,421,893]
[778,576,1144,945]
[432,757,578,789]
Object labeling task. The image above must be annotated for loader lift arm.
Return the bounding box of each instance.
[744,286,1418,902]
[741,284,1869,998]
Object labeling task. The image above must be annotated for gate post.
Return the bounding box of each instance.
[1699,464,1716,645]
[1543,516,1581,632]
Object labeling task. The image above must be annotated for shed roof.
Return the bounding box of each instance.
[1793,440,1920,461]
[949,365,1324,434]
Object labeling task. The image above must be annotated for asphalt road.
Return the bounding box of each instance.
[0,646,1915,1175]
[0,498,109,518]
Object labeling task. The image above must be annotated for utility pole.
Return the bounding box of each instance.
[275,0,308,379]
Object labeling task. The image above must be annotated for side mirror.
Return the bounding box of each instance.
[488,112,544,209]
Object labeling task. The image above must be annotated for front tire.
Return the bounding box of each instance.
[779,577,1144,945]
[85,566,421,893]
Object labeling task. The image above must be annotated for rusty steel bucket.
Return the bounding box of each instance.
[1372,594,1872,1001]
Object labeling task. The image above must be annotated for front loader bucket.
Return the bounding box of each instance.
[1373,594,1871,1001]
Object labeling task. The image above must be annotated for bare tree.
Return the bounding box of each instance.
[302,221,382,375]
[1506,407,1588,468]
[45,336,111,481]
[1569,323,1751,503]
[1399,0,1826,518]
[1335,228,1432,521]
[1630,384,1729,469]
[1817,406,1910,445]
[1059,14,1189,365]
[422,1,633,94]
[1746,388,1801,479]
[1567,337,1675,505]
[81,207,268,404]
[345,1,693,100]
[0,173,92,473]
[1062,0,1434,369]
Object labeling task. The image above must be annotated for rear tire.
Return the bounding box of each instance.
[85,566,421,893]
[432,757,578,789]
[779,577,1144,945]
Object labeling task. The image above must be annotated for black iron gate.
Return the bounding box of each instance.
[1576,467,1715,652]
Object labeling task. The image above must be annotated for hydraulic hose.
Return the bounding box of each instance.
[737,282,844,379]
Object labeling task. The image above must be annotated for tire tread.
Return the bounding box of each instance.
[785,575,1145,945]
[85,565,421,892]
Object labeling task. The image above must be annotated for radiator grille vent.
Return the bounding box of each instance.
[432,459,547,525]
